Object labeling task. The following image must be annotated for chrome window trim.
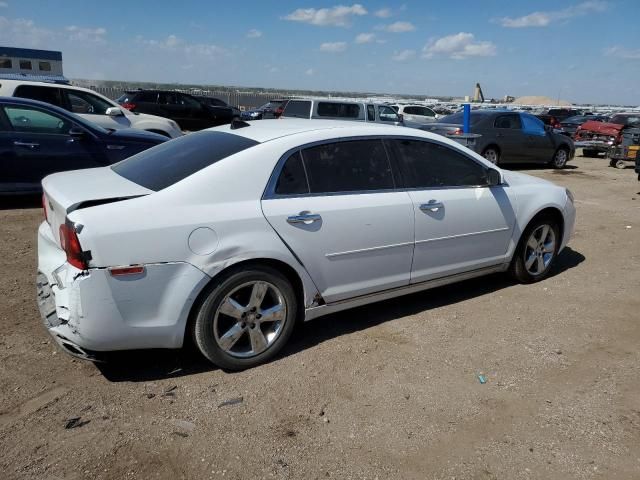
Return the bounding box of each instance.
[262,135,503,201]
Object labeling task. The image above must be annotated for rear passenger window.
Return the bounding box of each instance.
[283,100,311,118]
[316,102,360,119]
[391,139,487,188]
[275,152,309,195]
[302,140,393,193]
[494,115,521,129]
[367,105,376,121]
[14,85,64,108]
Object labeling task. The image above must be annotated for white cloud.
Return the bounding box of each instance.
[423,32,496,59]
[392,49,415,61]
[355,32,375,44]
[499,1,607,28]
[374,8,392,18]
[139,34,227,57]
[382,21,415,33]
[65,25,107,43]
[283,4,367,27]
[305,68,314,75]
[604,46,640,60]
[319,41,347,52]
[246,29,262,39]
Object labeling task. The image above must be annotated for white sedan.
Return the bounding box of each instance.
[37,120,576,370]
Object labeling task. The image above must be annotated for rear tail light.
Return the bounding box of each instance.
[42,193,48,223]
[452,127,463,135]
[121,102,136,111]
[59,221,87,270]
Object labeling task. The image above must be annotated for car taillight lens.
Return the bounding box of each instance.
[122,102,136,111]
[452,127,463,135]
[42,193,48,223]
[59,221,87,270]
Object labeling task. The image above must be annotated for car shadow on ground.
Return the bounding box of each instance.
[0,194,41,210]
[96,247,585,382]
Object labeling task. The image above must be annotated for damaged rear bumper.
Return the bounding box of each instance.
[36,221,210,359]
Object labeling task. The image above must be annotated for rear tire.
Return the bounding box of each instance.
[482,147,500,165]
[609,158,626,169]
[192,266,298,370]
[510,215,560,284]
[551,147,569,169]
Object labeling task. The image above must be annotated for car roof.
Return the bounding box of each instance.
[207,118,445,144]
[0,79,99,94]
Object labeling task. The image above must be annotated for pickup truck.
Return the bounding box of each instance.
[574,113,640,158]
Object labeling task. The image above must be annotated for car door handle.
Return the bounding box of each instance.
[420,201,444,212]
[287,212,322,224]
[13,141,40,149]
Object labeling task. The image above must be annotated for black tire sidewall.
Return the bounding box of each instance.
[511,216,561,283]
[552,148,568,168]
[193,266,298,370]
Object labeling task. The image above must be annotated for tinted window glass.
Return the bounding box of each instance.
[39,61,52,72]
[0,59,11,68]
[494,115,522,129]
[610,114,640,127]
[14,85,64,107]
[367,104,376,121]
[19,60,32,70]
[283,100,311,118]
[208,98,226,107]
[302,140,393,193]
[520,114,546,136]
[112,131,259,191]
[158,92,177,105]
[178,94,202,108]
[4,106,71,135]
[316,102,361,118]
[275,152,309,195]
[404,106,428,116]
[66,91,112,115]
[392,139,487,188]
[136,91,159,102]
[378,105,400,122]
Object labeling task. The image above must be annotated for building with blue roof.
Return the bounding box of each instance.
[0,46,66,82]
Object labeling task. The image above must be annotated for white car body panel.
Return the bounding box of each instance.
[0,80,183,138]
[262,191,414,303]
[35,120,576,356]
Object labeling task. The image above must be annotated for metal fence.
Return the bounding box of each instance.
[83,85,292,110]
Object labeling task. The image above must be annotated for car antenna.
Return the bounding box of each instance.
[230,119,251,130]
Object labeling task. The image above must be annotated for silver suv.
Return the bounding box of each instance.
[0,79,183,138]
[281,98,403,125]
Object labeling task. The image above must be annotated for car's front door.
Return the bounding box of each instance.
[520,113,555,163]
[492,114,525,162]
[63,90,131,130]
[261,139,414,303]
[388,138,516,283]
[1,104,104,191]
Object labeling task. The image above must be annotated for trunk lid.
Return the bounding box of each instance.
[421,123,463,136]
[42,167,152,245]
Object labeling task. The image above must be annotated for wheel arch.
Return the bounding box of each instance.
[184,257,311,345]
[519,206,565,249]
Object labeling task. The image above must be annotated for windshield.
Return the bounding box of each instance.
[112,131,259,191]
[564,116,589,123]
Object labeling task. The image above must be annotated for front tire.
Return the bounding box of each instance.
[192,266,298,370]
[551,147,569,169]
[510,216,560,284]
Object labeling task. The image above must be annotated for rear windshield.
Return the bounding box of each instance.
[112,131,259,191]
[437,113,482,125]
[610,114,640,127]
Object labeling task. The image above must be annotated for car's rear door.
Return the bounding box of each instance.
[492,114,525,162]
[261,139,414,303]
[389,138,515,283]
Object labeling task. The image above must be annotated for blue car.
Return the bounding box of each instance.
[0,96,167,194]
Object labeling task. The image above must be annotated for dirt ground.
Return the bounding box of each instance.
[0,153,639,480]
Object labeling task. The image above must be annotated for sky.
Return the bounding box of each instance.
[1,1,639,105]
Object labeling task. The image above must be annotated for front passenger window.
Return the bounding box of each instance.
[392,139,487,188]
[4,106,71,135]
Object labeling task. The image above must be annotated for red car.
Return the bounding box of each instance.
[574,113,640,157]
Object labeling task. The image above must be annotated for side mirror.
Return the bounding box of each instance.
[486,169,502,186]
[106,107,124,117]
[69,127,86,138]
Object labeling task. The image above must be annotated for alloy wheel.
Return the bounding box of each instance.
[554,149,568,168]
[213,281,287,358]
[483,149,499,164]
[523,224,556,276]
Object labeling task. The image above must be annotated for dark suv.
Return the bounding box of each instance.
[117,90,234,131]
